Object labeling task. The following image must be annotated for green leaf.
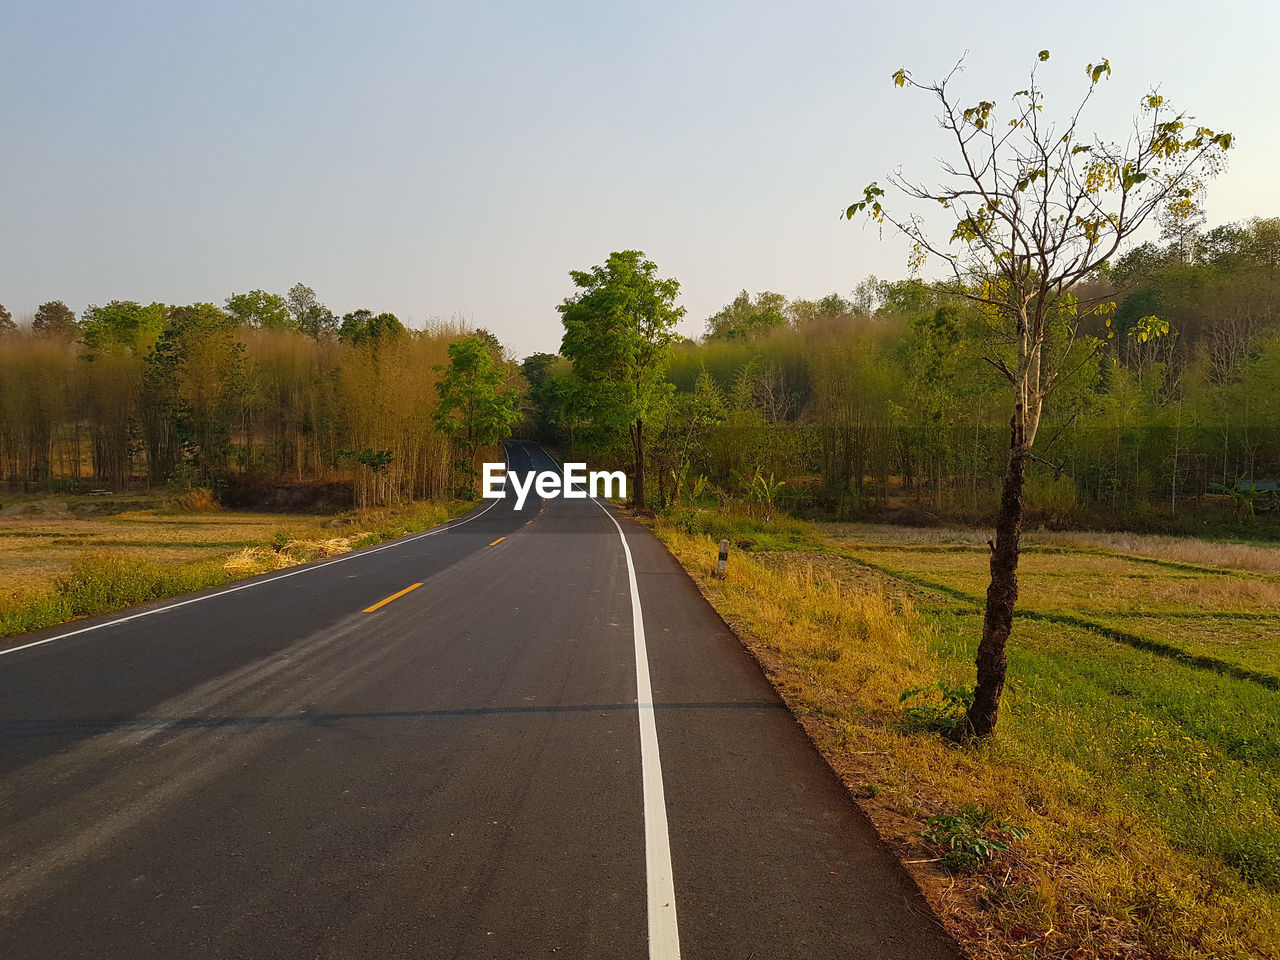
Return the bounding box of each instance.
[1038,49,1050,61]
[1121,170,1149,190]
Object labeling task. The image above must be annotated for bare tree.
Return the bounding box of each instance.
[847,51,1232,737]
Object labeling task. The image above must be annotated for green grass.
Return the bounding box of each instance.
[653,510,1280,960]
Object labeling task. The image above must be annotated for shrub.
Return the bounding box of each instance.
[922,806,1030,873]
[173,487,221,512]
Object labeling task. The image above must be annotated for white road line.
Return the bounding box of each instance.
[530,441,680,954]
[0,489,505,661]
[596,500,682,960]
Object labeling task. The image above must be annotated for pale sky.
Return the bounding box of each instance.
[3,1,1277,356]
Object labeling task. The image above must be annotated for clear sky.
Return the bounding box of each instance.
[3,1,1277,356]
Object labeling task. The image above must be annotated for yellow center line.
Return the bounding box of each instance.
[362,582,423,613]
[489,536,506,546]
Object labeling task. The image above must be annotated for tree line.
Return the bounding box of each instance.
[525,218,1279,531]
[0,286,523,506]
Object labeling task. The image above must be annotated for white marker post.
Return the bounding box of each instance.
[717,539,729,576]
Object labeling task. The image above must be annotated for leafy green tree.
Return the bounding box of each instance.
[225,290,294,331]
[788,292,854,325]
[558,250,684,509]
[81,300,166,353]
[0,303,14,333]
[286,283,337,340]
[143,303,246,484]
[705,290,787,339]
[32,300,78,338]
[875,281,940,319]
[144,305,241,480]
[651,366,725,507]
[847,51,1232,738]
[521,351,564,441]
[433,335,521,483]
[339,309,405,345]
[472,327,505,358]
[521,352,560,391]
[539,369,590,459]
[903,305,965,507]
[851,277,885,315]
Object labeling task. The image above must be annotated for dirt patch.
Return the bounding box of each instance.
[220,477,354,513]
[0,499,70,518]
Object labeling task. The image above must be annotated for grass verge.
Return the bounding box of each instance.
[653,507,1280,960]
[0,499,472,639]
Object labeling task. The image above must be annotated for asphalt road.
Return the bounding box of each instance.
[0,441,961,959]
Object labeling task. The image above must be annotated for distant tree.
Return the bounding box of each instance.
[875,281,940,319]
[0,303,14,333]
[521,352,561,391]
[434,335,521,483]
[472,327,505,358]
[286,283,337,339]
[32,300,78,338]
[225,290,294,331]
[546,371,590,460]
[788,291,854,325]
[852,276,886,315]
[1103,241,1170,289]
[847,50,1232,738]
[705,290,787,339]
[651,367,725,507]
[301,304,337,340]
[338,309,405,345]
[285,282,317,324]
[81,300,166,353]
[559,250,684,509]
[79,305,161,488]
[143,303,245,483]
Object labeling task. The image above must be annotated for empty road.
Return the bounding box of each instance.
[0,441,960,959]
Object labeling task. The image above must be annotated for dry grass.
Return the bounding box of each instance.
[1043,530,1280,574]
[222,533,375,575]
[171,487,222,512]
[818,526,1280,677]
[0,508,308,611]
[655,516,1280,960]
[825,521,1280,574]
[0,495,469,637]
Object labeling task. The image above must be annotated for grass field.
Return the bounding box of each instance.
[0,493,470,638]
[655,509,1280,960]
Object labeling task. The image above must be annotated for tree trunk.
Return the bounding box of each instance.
[631,418,645,509]
[966,410,1026,739]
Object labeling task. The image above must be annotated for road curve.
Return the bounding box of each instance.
[0,441,961,959]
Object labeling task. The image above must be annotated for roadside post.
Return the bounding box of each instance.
[717,539,729,576]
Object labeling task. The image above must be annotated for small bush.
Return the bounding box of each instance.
[663,503,816,552]
[899,679,974,738]
[172,487,221,512]
[922,806,1030,873]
